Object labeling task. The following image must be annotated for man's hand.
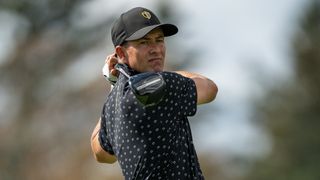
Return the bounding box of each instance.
[106,53,119,77]
[102,53,119,85]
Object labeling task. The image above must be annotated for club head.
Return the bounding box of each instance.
[115,63,166,106]
[129,72,166,106]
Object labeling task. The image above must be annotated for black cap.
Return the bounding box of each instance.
[111,7,178,46]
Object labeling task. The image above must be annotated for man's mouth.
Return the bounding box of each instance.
[148,58,162,63]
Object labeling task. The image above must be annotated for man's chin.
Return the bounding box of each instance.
[153,63,164,71]
[151,66,164,72]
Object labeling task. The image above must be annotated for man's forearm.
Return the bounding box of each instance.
[91,119,117,164]
[175,71,218,105]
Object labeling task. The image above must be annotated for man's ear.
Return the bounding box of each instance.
[115,46,128,64]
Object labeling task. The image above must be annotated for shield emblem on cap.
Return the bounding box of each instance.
[141,11,151,19]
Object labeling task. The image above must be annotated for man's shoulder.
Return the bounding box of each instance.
[159,71,184,80]
[159,71,194,86]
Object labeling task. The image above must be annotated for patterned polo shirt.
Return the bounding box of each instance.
[99,68,205,180]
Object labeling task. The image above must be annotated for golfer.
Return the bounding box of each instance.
[91,7,218,180]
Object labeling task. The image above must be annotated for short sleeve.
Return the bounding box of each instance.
[98,117,115,155]
[161,72,197,116]
[180,76,197,116]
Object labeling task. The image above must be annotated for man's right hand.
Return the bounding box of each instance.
[102,53,119,85]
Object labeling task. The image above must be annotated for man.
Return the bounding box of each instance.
[91,7,218,180]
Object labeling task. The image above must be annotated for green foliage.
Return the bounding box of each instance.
[244,1,320,179]
[0,1,114,179]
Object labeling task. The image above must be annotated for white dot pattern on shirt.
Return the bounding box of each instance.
[99,72,204,179]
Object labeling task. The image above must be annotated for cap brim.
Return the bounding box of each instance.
[126,24,178,41]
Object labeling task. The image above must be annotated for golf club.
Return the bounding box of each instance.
[105,63,166,106]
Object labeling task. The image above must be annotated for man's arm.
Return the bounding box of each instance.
[90,119,117,163]
[102,54,217,105]
[175,71,218,105]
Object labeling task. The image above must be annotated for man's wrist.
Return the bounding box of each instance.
[105,74,118,85]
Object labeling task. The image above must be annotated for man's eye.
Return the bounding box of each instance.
[157,39,164,43]
[139,41,147,44]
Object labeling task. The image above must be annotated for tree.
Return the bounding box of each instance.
[243,1,320,179]
[0,1,117,179]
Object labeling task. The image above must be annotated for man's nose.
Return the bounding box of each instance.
[149,42,161,54]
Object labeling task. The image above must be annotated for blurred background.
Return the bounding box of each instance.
[0,0,319,179]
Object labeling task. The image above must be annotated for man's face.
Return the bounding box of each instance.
[123,28,166,72]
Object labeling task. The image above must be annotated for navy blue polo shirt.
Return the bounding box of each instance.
[99,69,204,180]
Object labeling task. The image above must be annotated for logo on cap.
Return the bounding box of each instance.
[141,11,151,19]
